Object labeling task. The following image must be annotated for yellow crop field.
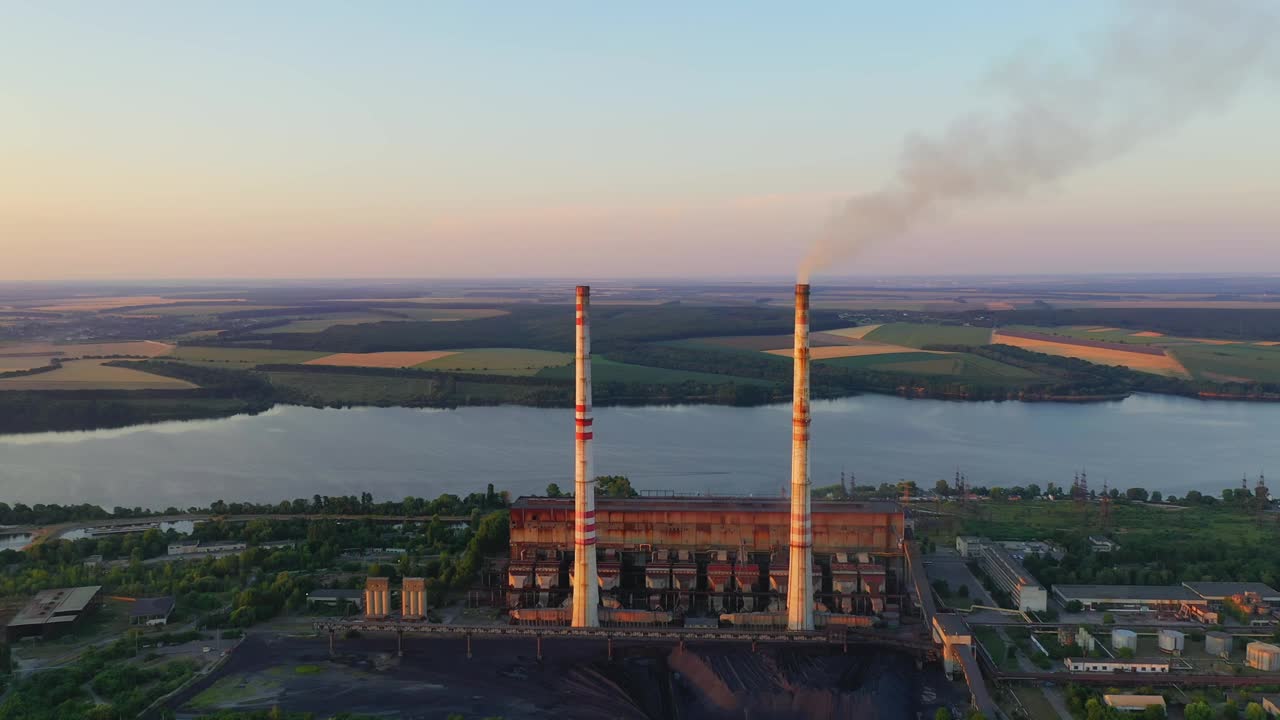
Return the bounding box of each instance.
[0,356,55,371]
[0,340,174,359]
[992,332,1189,377]
[822,325,882,340]
[304,351,459,368]
[1132,331,1164,337]
[31,296,245,312]
[0,360,196,390]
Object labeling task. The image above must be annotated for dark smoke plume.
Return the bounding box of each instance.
[799,0,1279,281]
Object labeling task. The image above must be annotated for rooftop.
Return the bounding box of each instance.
[1103,695,1165,710]
[130,597,175,618]
[1183,582,1280,600]
[981,543,1041,588]
[932,613,971,638]
[1052,584,1200,602]
[512,496,902,514]
[6,586,102,629]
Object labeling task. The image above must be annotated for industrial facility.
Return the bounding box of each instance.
[5,585,103,642]
[495,284,908,629]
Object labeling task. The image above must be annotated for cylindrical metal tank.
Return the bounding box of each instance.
[1158,629,1185,654]
[1205,631,1233,657]
[1247,641,1280,671]
[1111,629,1138,652]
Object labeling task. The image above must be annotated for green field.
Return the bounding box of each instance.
[264,370,558,405]
[416,347,573,376]
[250,312,402,334]
[168,346,329,367]
[380,307,508,322]
[119,303,285,316]
[999,324,1175,346]
[956,499,1272,547]
[539,357,771,385]
[1170,344,1280,383]
[864,323,993,348]
[820,351,1038,382]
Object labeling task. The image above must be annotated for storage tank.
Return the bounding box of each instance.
[1205,631,1233,658]
[1157,629,1185,655]
[1111,629,1138,652]
[1247,641,1280,671]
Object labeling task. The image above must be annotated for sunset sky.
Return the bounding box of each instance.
[2,1,1277,281]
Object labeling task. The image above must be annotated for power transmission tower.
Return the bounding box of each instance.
[1099,478,1112,529]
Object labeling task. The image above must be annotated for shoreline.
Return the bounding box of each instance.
[3,384,1280,437]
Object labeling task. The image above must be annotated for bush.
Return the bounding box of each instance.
[1102,612,1115,625]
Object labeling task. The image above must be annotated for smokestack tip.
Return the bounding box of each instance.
[795,283,810,295]
[576,285,590,296]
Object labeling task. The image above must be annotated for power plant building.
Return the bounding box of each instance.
[977,543,1047,612]
[507,496,906,617]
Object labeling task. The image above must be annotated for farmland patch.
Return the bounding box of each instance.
[0,359,197,390]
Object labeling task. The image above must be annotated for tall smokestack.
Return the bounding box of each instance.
[787,283,814,631]
[571,285,600,627]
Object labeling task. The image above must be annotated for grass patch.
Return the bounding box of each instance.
[294,664,322,675]
[864,323,993,348]
[820,351,1038,382]
[186,674,282,710]
[417,347,573,376]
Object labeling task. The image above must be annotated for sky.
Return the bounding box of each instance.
[1,1,1277,281]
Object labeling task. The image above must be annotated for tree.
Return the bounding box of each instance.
[1150,490,1162,503]
[544,483,565,498]
[1245,702,1266,720]
[1066,600,1084,613]
[1102,612,1115,625]
[1025,483,1042,499]
[1142,704,1167,720]
[934,709,953,720]
[1184,701,1212,720]
[934,479,952,497]
[595,475,638,498]
[1221,700,1240,720]
[1125,487,1149,502]
[1085,698,1105,720]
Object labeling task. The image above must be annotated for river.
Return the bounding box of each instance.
[0,394,1276,509]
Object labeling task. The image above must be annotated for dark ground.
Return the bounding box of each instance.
[166,632,970,719]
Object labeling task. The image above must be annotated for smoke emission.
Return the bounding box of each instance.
[799,0,1279,281]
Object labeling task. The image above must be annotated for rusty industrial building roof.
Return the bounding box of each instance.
[511,496,902,514]
[6,585,102,630]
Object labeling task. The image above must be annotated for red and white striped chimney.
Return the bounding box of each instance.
[571,285,600,627]
[787,283,815,631]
